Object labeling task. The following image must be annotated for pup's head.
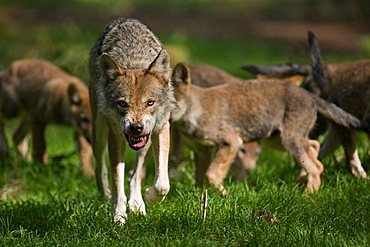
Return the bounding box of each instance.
[99,50,174,150]
[171,63,192,121]
[67,82,92,143]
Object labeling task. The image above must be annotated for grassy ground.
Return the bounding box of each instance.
[1,2,369,246]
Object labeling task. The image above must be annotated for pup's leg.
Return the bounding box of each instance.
[145,120,171,205]
[129,139,151,215]
[108,129,127,224]
[318,124,341,159]
[0,114,9,159]
[298,139,320,182]
[205,136,243,195]
[169,126,185,179]
[13,118,30,159]
[336,127,367,179]
[284,138,323,192]
[194,145,213,187]
[31,123,47,164]
[75,133,94,178]
[92,115,111,199]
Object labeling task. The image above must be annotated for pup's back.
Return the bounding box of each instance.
[0,59,89,123]
[323,60,370,118]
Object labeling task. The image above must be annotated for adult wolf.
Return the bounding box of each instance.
[89,18,175,223]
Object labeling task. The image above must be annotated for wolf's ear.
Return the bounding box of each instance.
[172,63,191,88]
[147,49,171,81]
[68,84,82,106]
[100,53,123,80]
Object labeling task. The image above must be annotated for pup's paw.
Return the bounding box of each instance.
[145,187,167,206]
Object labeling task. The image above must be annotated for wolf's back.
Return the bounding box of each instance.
[90,18,163,74]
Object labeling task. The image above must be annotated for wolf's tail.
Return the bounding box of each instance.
[240,63,311,77]
[313,93,369,132]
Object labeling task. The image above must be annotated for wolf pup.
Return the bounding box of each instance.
[89,18,175,223]
[171,62,366,195]
[171,64,261,182]
[0,59,94,177]
[241,32,369,179]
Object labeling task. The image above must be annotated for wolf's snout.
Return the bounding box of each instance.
[128,122,144,135]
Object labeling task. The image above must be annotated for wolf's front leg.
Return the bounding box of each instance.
[145,121,170,205]
[93,115,111,199]
[108,130,127,224]
[129,139,151,215]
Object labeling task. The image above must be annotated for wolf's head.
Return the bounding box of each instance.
[67,82,92,143]
[99,50,174,150]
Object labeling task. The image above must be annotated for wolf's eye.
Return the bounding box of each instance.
[147,100,155,106]
[117,100,128,108]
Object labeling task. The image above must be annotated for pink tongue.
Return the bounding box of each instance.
[131,138,146,149]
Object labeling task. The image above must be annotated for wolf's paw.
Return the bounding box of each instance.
[113,210,127,225]
[128,197,146,215]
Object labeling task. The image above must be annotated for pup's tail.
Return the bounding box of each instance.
[313,94,369,132]
[240,63,311,77]
[308,31,327,92]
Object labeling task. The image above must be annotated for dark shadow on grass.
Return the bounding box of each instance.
[0,199,69,236]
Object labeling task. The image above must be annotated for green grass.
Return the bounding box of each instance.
[1,2,369,246]
[1,142,369,246]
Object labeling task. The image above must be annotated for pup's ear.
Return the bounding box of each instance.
[147,49,171,82]
[68,84,81,106]
[100,53,123,80]
[172,62,191,88]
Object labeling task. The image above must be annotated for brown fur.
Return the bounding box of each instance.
[0,59,94,177]
[171,64,261,181]
[171,62,363,194]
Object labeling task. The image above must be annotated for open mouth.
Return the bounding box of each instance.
[125,134,150,150]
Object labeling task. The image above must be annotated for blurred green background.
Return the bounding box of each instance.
[0,0,369,82]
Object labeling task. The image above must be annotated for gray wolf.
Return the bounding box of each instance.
[241,31,369,179]
[171,62,366,195]
[0,59,94,177]
[89,18,175,223]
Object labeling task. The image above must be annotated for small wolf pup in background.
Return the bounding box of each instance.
[241,32,369,179]
[171,64,261,182]
[171,62,366,195]
[89,18,175,223]
[0,59,94,177]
